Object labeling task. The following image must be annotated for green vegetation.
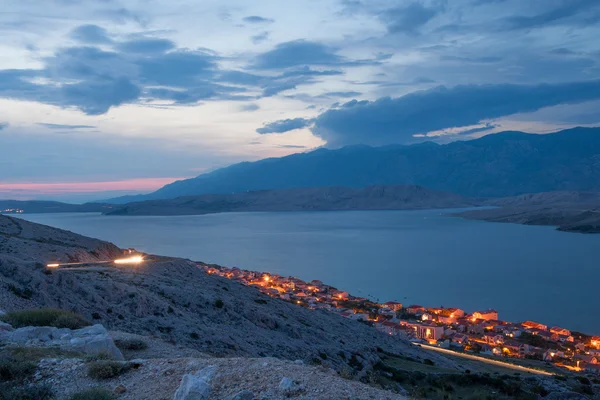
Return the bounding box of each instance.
[2,309,90,329]
[0,359,36,383]
[87,361,131,380]
[214,299,224,308]
[69,388,116,400]
[114,338,148,351]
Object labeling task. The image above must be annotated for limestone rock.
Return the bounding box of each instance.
[230,389,254,400]
[0,321,13,332]
[279,377,294,392]
[173,365,216,400]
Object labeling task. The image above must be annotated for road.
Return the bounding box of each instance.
[414,343,555,376]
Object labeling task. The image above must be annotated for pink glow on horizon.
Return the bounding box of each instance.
[0,177,188,195]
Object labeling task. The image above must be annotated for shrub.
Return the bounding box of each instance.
[87,361,130,380]
[423,359,435,366]
[70,388,115,400]
[0,383,54,400]
[0,360,36,382]
[91,313,101,320]
[2,309,89,329]
[190,332,200,340]
[115,339,148,351]
[214,299,224,308]
[7,284,33,300]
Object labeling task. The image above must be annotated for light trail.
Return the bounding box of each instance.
[413,343,555,376]
[46,255,145,269]
[114,255,144,265]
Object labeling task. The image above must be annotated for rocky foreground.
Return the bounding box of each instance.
[0,214,444,399]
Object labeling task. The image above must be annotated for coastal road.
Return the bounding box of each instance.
[414,343,555,376]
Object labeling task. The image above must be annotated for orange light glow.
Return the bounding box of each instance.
[46,263,60,268]
[264,275,270,282]
[114,255,144,265]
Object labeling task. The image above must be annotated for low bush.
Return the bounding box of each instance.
[2,309,89,329]
[0,383,54,400]
[70,388,115,400]
[87,361,130,380]
[214,299,224,308]
[0,360,36,382]
[115,339,148,351]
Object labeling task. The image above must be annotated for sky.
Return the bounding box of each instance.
[1,0,600,202]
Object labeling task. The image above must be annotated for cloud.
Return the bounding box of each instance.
[277,144,307,149]
[311,80,600,147]
[243,16,274,24]
[116,38,176,54]
[240,103,260,112]
[70,25,113,44]
[0,122,9,131]
[499,0,600,31]
[318,91,361,98]
[251,31,270,44]
[257,118,314,134]
[60,77,141,115]
[37,123,96,129]
[251,40,381,69]
[379,2,440,35]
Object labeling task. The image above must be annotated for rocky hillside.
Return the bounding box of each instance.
[105,127,600,203]
[457,191,600,233]
[0,215,453,373]
[105,185,479,216]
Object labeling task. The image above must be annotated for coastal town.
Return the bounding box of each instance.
[202,264,600,375]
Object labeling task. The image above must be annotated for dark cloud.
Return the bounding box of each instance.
[0,122,9,131]
[116,38,176,54]
[379,2,439,35]
[277,144,307,149]
[243,16,274,24]
[499,0,600,31]
[251,31,270,44]
[70,25,113,44]
[136,50,217,86]
[311,80,600,147]
[37,123,96,129]
[257,118,314,134]
[60,77,141,115]
[251,40,382,69]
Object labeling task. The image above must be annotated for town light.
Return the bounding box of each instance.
[263,275,270,282]
[114,255,144,265]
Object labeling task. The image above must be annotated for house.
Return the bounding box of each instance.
[574,354,598,365]
[591,336,600,349]
[550,326,571,336]
[383,301,403,312]
[535,330,559,342]
[375,321,402,336]
[402,321,445,341]
[521,321,548,331]
[472,310,498,321]
[406,305,425,314]
[451,333,468,344]
[421,313,433,321]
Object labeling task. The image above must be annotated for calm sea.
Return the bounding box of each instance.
[17,210,600,334]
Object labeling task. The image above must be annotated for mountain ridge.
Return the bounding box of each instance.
[103,127,600,204]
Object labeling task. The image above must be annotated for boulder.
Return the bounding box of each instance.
[279,377,294,392]
[231,390,254,400]
[8,326,56,342]
[173,365,216,400]
[0,321,13,332]
[114,384,127,395]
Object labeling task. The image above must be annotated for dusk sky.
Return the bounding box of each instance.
[2,0,600,202]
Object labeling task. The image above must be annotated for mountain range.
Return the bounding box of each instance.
[105,185,479,216]
[105,127,600,204]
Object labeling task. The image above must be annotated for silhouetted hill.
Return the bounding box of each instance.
[105,185,479,216]
[0,200,114,214]
[104,127,600,204]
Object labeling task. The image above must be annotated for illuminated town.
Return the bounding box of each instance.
[202,264,600,375]
[0,208,24,214]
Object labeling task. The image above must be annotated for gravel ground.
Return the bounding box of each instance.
[35,356,406,400]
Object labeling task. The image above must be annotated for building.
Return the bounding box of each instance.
[383,301,403,312]
[472,309,498,321]
[550,326,571,336]
[406,305,425,314]
[402,321,445,341]
[522,321,548,331]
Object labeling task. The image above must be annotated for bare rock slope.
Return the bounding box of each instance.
[0,215,454,373]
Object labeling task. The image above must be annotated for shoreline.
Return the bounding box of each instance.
[199,261,600,374]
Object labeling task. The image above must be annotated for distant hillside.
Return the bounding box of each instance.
[458,191,600,233]
[105,127,600,204]
[0,200,113,214]
[105,185,480,216]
